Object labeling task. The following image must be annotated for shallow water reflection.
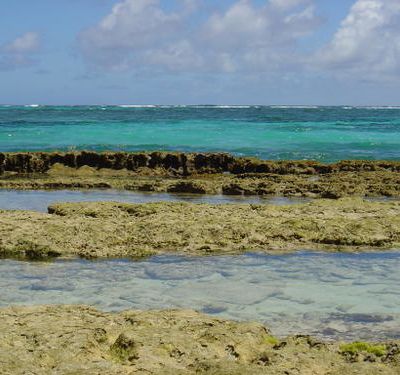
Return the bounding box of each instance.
[1,251,399,341]
[0,189,311,211]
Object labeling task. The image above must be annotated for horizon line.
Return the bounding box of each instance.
[1,104,400,108]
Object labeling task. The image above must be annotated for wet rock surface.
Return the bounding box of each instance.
[0,199,399,259]
[0,305,399,375]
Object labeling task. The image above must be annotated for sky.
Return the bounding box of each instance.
[1,0,399,105]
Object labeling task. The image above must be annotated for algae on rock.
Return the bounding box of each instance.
[0,305,399,375]
[1,199,399,259]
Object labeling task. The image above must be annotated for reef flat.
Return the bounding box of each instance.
[1,305,399,375]
[1,199,399,259]
[1,152,400,198]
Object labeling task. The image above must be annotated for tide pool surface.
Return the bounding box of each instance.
[0,189,310,211]
[1,252,400,341]
[1,105,400,162]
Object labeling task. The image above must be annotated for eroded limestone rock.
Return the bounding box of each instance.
[1,199,399,259]
[0,305,398,375]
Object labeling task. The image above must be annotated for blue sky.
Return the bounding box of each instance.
[1,0,399,105]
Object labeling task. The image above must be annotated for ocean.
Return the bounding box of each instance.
[1,105,400,162]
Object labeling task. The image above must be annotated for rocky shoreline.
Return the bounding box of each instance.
[1,152,400,198]
[2,152,400,374]
[1,199,399,259]
[1,305,399,375]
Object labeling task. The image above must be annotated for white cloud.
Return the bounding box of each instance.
[0,32,41,70]
[142,40,203,71]
[78,0,187,70]
[201,0,319,72]
[270,0,312,10]
[78,0,320,73]
[77,0,400,84]
[204,1,271,46]
[316,0,400,80]
[4,32,40,53]
[91,0,179,48]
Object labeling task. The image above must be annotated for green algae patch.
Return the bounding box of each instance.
[263,335,280,346]
[340,342,387,357]
[3,239,61,260]
[110,332,140,363]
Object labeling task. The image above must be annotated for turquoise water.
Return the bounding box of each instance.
[2,105,400,340]
[2,251,400,341]
[1,105,400,161]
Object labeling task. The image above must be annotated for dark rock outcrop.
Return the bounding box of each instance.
[167,181,208,194]
[1,151,400,176]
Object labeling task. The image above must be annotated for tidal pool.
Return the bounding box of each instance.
[1,251,399,341]
[0,189,311,211]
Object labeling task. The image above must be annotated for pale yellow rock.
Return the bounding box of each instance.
[0,305,399,375]
[0,199,399,259]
